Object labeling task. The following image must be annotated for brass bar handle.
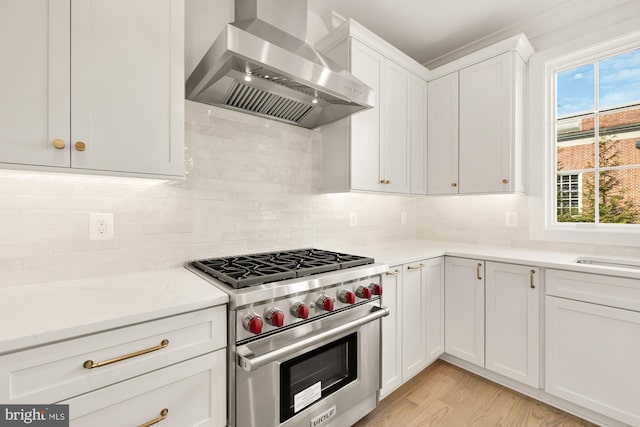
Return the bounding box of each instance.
[530,269,536,289]
[139,409,168,427]
[476,263,482,280]
[386,269,401,276]
[379,179,391,184]
[83,339,169,369]
[407,263,425,270]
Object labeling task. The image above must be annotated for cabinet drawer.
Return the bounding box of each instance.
[62,349,226,427]
[546,269,640,311]
[0,306,226,404]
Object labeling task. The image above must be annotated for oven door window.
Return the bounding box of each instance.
[279,332,358,422]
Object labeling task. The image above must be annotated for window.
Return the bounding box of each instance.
[554,48,640,225]
[556,173,582,219]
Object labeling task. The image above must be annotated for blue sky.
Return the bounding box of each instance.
[557,48,640,117]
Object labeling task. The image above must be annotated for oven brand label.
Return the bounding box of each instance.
[294,381,322,413]
[310,406,336,427]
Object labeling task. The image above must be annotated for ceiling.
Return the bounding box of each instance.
[307,0,611,67]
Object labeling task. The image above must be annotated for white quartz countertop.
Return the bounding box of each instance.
[0,268,227,355]
[330,240,640,280]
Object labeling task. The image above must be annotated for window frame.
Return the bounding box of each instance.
[528,26,640,247]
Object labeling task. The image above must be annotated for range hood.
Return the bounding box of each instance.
[186,0,374,129]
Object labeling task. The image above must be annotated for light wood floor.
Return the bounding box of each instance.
[354,360,597,427]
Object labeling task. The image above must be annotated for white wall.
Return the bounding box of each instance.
[0,102,414,288]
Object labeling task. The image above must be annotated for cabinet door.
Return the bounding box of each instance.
[350,39,384,192]
[546,296,640,426]
[410,76,428,195]
[425,257,444,363]
[380,266,402,398]
[444,257,484,367]
[70,0,184,177]
[402,260,428,380]
[382,61,411,194]
[427,73,459,194]
[0,0,70,168]
[459,52,513,193]
[485,262,539,387]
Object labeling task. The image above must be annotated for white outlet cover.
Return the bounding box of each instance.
[90,213,114,240]
[349,212,357,227]
[401,211,407,225]
[505,211,518,228]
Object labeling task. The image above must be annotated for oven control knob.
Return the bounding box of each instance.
[369,283,383,296]
[317,295,334,311]
[265,308,285,327]
[339,290,356,304]
[243,314,263,334]
[291,302,309,319]
[356,286,372,299]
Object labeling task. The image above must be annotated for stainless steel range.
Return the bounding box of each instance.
[186,249,389,427]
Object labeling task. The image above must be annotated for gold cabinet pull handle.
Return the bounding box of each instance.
[451,182,457,187]
[75,141,86,151]
[407,263,425,270]
[502,178,509,184]
[138,409,169,427]
[83,339,169,369]
[386,269,401,276]
[477,263,482,280]
[530,269,536,289]
[52,139,65,149]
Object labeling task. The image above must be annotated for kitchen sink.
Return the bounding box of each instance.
[575,256,640,270]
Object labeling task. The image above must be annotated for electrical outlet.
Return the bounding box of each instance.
[401,211,407,225]
[90,213,114,240]
[505,211,518,228]
[349,212,357,227]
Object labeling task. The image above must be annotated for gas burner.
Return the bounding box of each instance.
[189,248,374,288]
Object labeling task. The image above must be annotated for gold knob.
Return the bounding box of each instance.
[451,182,457,187]
[502,178,509,184]
[386,180,391,184]
[75,141,86,151]
[52,139,65,149]
[380,179,386,184]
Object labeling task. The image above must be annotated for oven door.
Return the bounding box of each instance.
[234,303,388,427]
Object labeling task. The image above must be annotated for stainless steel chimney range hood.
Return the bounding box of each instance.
[186,0,374,129]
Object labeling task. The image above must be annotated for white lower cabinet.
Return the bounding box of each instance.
[381,258,444,398]
[546,292,640,425]
[485,262,539,388]
[62,350,226,427]
[444,257,485,367]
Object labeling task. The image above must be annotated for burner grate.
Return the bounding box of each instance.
[190,249,374,289]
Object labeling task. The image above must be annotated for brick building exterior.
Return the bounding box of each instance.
[556,105,640,222]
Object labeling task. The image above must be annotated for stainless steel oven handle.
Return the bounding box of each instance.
[237,306,389,372]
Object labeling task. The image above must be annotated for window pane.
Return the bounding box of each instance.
[557,114,595,171]
[599,49,640,110]
[598,105,640,168]
[598,169,640,224]
[557,64,594,117]
[557,172,595,223]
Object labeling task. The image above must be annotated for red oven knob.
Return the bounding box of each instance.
[290,302,309,319]
[265,308,285,327]
[369,283,383,296]
[356,286,372,299]
[243,314,263,334]
[317,295,334,311]
[339,290,356,304]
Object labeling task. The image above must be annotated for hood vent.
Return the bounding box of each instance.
[185,0,374,129]
[225,82,313,124]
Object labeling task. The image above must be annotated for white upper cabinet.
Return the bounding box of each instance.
[427,34,532,195]
[427,72,459,194]
[0,0,70,168]
[0,0,184,178]
[317,20,429,195]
